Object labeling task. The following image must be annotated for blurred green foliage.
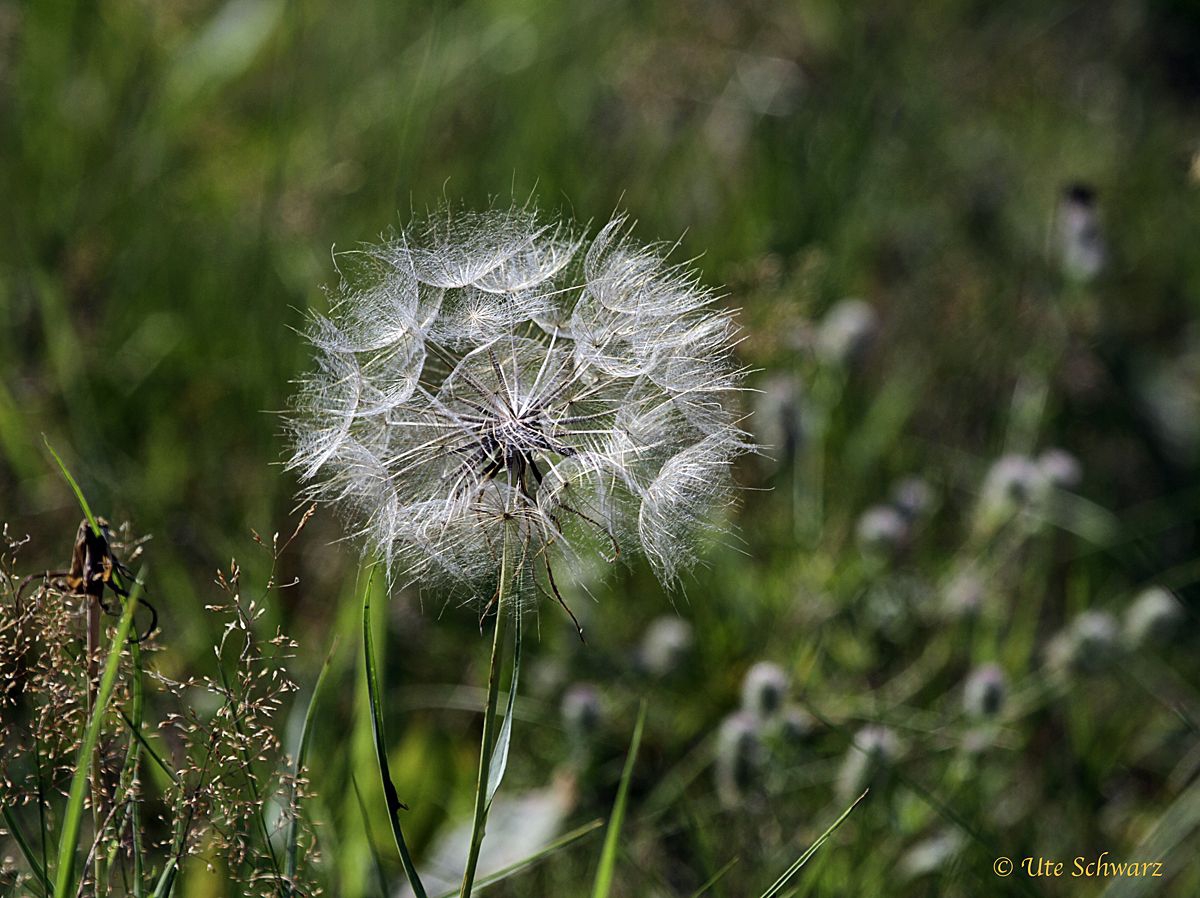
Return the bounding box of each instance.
[2,0,1199,895]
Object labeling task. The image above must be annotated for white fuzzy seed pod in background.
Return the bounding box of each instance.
[977,454,1048,530]
[1055,183,1106,283]
[560,683,603,743]
[1046,610,1121,675]
[940,567,986,620]
[1037,447,1083,490]
[1124,586,1184,649]
[816,298,878,367]
[856,504,910,557]
[772,704,817,745]
[715,711,764,807]
[740,661,790,719]
[837,725,901,801]
[752,373,805,474]
[891,476,935,521]
[962,664,1007,719]
[638,616,694,678]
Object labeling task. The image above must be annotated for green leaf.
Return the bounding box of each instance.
[52,569,144,898]
[432,818,604,898]
[362,571,427,898]
[590,700,647,898]
[42,436,100,536]
[758,790,868,898]
[486,609,521,807]
[285,639,338,894]
[2,805,51,895]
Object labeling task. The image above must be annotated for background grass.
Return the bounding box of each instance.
[2,0,1199,895]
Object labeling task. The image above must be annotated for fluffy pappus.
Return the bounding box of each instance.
[286,205,752,618]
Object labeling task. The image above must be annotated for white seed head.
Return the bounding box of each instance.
[962,663,1007,719]
[837,725,901,800]
[1037,447,1083,490]
[287,207,751,608]
[816,297,878,366]
[940,567,986,620]
[856,504,910,556]
[740,661,790,719]
[638,615,694,677]
[751,372,804,472]
[1124,586,1184,649]
[1046,609,1121,675]
[715,711,763,807]
[560,683,603,741]
[891,475,935,521]
[1055,184,1106,283]
[977,453,1048,529]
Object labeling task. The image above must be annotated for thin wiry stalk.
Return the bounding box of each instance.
[458,536,511,898]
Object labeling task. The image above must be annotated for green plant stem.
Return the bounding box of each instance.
[54,575,141,898]
[458,540,511,898]
[87,595,106,897]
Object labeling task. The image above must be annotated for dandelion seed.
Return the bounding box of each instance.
[287,205,751,615]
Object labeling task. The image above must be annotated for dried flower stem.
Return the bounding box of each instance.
[458,535,511,898]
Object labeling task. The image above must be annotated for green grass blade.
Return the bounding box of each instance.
[432,818,604,898]
[285,639,338,894]
[2,806,52,895]
[42,436,100,536]
[52,569,143,898]
[590,699,647,898]
[758,790,868,898]
[485,609,521,806]
[362,572,427,898]
[351,774,392,898]
[690,857,739,898]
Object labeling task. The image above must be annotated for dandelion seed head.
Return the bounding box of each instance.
[287,205,751,609]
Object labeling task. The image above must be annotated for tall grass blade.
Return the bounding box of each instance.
[432,818,605,898]
[284,640,337,894]
[51,569,143,898]
[590,699,647,898]
[362,572,427,898]
[690,857,739,898]
[757,790,868,898]
[2,806,51,895]
[351,774,393,898]
[485,609,521,806]
[42,436,100,536]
